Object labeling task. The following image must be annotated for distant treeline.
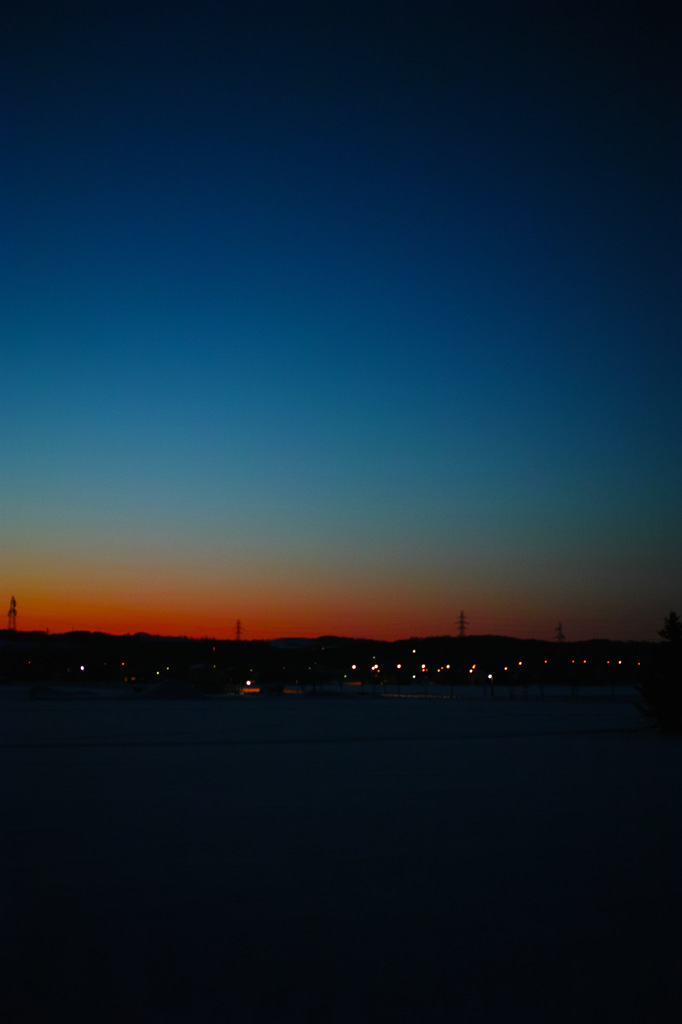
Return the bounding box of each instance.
[0,630,656,691]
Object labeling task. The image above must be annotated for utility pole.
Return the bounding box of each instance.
[7,596,17,632]
[457,610,467,638]
[235,619,242,642]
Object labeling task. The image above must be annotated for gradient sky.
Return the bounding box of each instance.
[2,1,681,641]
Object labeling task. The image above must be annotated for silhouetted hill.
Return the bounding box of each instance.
[0,628,656,690]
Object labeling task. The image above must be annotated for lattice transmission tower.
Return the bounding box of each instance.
[457,610,467,637]
[7,596,17,631]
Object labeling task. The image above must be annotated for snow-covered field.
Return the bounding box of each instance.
[1,687,681,1023]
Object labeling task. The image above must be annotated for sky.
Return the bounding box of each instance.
[2,0,680,641]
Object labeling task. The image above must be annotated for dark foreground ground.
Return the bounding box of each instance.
[1,688,681,1023]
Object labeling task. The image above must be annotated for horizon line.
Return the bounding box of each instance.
[0,627,658,646]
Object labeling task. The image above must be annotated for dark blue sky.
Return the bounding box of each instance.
[3,1,680,639]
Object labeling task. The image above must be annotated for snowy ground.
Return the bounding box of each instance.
[1,687,681,1023]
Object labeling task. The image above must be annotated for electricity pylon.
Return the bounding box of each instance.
[7,596,17,631]
[457,610,467,638]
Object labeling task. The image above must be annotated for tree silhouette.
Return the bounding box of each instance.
[636,612,682,732]
[658,611,682,643]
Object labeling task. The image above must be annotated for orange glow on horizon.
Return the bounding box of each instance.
[11,591,514,641]
[6,583,659,643]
